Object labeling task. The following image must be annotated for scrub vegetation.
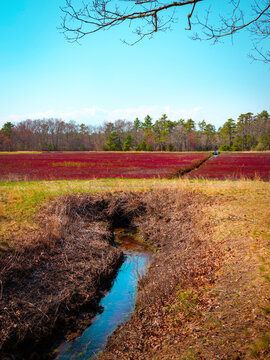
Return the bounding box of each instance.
[0,179,269,359]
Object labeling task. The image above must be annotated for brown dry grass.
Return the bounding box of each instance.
[100,180,270,360]
[0,179,269,360]
[100,189,220,360]
[0,194,124,359]
[1,188,213,359]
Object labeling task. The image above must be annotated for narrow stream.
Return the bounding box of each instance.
[53,228,151,360]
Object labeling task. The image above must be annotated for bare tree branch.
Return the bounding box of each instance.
[185,0,197,30]
[249,44,270,63]
[60,0,270,62]
[193,1,270,41]
[60,0,203,42]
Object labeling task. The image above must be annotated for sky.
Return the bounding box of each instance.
[0,0,269,130]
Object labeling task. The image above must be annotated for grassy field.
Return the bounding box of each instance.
[0,178,270,358]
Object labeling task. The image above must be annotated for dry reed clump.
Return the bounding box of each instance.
[100,190,221,360]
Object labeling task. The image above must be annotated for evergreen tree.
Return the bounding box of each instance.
[236,113,254,150]
[123,135,132,151]
[141,115,153,131]
[1,122,14,138]
[134,118,141,131]
[104,131,122,151]
[219,118,236,147]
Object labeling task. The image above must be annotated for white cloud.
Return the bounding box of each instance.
[0,105,203,127]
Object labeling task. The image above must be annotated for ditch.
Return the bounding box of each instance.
[0,190,218,360]
[52,228,152,360]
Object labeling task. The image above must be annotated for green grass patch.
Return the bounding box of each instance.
[0,151,42,155]
[250,333,270,357]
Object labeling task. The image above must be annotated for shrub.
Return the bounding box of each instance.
[231,143,241,151]
[219,144,231,151]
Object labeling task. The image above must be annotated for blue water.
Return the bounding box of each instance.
[54,231,151,360]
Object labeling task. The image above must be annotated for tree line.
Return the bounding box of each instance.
[0,110,269,152]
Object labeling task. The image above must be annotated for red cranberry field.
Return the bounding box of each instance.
[186,153,270,180]
[0,152,209,181]
[1,152,269,181]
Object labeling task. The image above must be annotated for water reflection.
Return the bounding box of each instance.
[54,228,151,360]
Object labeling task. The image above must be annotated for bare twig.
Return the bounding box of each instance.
[60,0,203,42]
[194,2,270,41]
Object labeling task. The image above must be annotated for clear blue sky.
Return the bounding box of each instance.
[0,0,269,130]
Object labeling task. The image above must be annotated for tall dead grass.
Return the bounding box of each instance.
[0,194,123,359]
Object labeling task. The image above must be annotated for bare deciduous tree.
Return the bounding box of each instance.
[60,0,270,61]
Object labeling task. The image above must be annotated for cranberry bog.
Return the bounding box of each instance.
[0,152,209,181]
[186,152,270,180]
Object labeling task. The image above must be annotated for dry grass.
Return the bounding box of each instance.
[129,180,270,359]
[0,179,269,359]
[100,189,220,360]
[0,179,175,248]
[0,193,124,358]
[98,180,270,360]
